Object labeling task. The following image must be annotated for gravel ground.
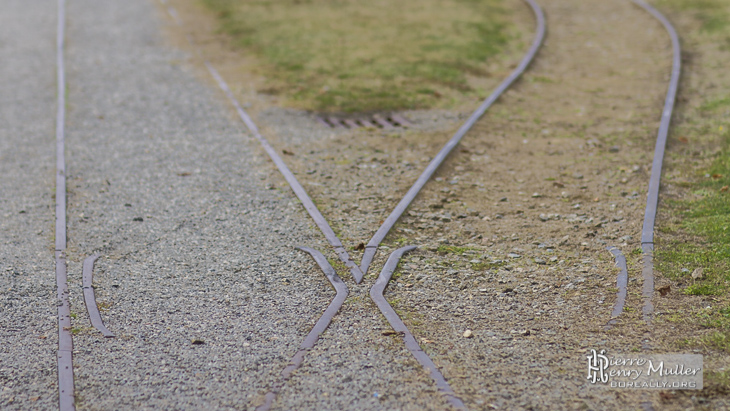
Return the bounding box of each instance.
[164,0,730,409]
[0,1,60,409]
[59,0,454,409]
[4,0,728,410]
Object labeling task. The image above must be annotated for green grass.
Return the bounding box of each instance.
[658,134,730,293]
[659,0,730,33]
[436,244,476,255]
[201,0,513,113]
[701,97,730,112]
[653,1,730,364]
[705,369,730,394]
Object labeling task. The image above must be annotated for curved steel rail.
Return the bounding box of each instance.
[360,0,546,275]
[370,246,467,409]
[255,247,349,411]
[54,1,76,410]
[82,255,115,338]
[632,0,681,324]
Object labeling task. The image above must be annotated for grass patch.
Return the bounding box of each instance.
[657,137,730,293]
[658,0,730,33]
[436,244,476,255]
[701,97,730,112]
[201,0,513,112]
[705,369,730,394]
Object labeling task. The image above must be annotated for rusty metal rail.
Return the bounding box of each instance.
[54,0,75,410]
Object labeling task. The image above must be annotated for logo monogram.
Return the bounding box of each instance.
[587,349,609,384]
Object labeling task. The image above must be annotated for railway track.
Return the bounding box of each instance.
[158,0,545,408]
[53,1,74,409]
[40,0,689,408]
[605,0,681,328]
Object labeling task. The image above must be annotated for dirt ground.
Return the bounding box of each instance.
[160,0,729,409]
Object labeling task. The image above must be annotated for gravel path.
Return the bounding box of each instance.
[59,0,330,409]
[55,0,448,409]
[1,1,60,409]
[5,0,726,410]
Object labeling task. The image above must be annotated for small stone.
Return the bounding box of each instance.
[539,214,548,222]
[532,193,542,198]
[573,173,584,179]
[534,258,546,265]
[191,338,205,345]
[508,253,521,259]
[463,330,473,338]
[658,285,671,297]
[499,197,508,202]
[609,146,620,153]
[691,267,704,280]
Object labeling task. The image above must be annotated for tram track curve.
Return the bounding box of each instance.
[40,0,685,407]
[161,0,544,408]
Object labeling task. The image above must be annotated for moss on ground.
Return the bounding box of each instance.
[201,0,515,113]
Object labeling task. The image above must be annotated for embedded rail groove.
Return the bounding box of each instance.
[162,0,544,409]
[54,0,75,410]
